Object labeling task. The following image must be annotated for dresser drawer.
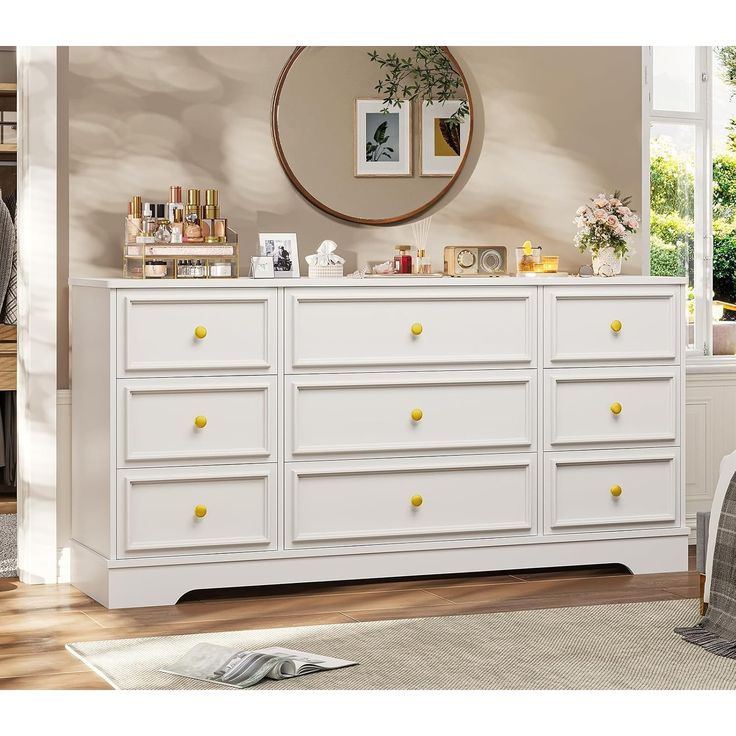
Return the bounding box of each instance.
[117,289,277,376]
[117,376,276,466]
[116,464,276,558]
[285,286,536,372]
[286,370,536,459]
[544,449,679,533]
[544,367,679,450]
[286,455,536,548]
[544,286,680,366]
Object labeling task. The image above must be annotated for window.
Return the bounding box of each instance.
[646,46,736,357]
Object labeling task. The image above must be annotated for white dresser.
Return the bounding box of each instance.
[70,276,688,608]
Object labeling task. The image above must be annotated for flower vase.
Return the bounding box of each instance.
[592,247,622,277]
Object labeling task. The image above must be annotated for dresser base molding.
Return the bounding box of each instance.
[71,533,689,609]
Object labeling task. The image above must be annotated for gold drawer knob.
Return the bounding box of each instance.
[194,325,207,339]
[610,402,622,415]
[610,320,622,333]
[194,504,207,518]
[410,322,423,336]
[410,494,423,507]
[610,484,622,498]
[194,415,208,429]
[411,408,423,422]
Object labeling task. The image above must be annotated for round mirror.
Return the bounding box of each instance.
[271,46,474,225]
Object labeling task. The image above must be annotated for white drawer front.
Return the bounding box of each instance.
[545,367,679,450]
[287,371,536,459]
[118,376,276,466]
[286,455,536,548]
[544,286,680,366]
[544,449,679,533]
[286,286,536,372]
[117,464,276,558]
[117,289,277,376]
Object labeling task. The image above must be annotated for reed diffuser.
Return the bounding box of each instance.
[410,217,433,274]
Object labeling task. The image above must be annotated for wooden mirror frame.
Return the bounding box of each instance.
[270,46,475,226]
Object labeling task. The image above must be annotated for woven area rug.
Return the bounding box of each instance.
[0,513,16,578]
[66,599,736,689]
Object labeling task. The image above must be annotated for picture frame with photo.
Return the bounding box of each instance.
[258,233,300,278]
[420,100,470,177]
[354,98,412,178]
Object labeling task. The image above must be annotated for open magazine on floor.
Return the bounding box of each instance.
[160,642,358,688]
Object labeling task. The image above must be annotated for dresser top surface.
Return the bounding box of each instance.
[70,275,687,289]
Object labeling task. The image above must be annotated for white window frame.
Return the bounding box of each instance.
[643,46,716,361]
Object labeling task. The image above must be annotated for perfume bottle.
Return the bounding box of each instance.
[167,185,184,225]
[137,203,157,244]
[171,208,184,243]
[183,212,204,243]
[394,244,412,274]
[154,219,172,243]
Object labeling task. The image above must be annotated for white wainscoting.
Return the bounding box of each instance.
[685,369,736,541]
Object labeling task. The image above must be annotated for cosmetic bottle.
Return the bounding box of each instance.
[394,245,412,274]
[154,216,172,244]
[183,212,204,243]
[201,190,220,242]
[125,196,143,243]
[213,218,228,243]
[171,208,183,243]
[137,203,157,244]
[186,189,201,217]
[167,186,184,225]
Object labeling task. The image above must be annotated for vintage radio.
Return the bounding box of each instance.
[443,245,508,277]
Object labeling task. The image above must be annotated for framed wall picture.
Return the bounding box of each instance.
[258,232,300,278]
[354,99,412,177]
[420,101,470,177]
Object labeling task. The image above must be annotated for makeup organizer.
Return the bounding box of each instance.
[123,187,240,279]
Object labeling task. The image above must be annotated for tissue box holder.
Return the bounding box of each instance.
[308,264,344,278]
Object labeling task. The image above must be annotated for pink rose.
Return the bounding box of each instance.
[606,215,619,228]
[614,224,626,236]
[594,208,607,220]
[617,206,631,216]
[609,198,621,207]
[593,197,608,209]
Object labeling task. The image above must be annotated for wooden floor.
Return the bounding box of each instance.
[0,547,700,690]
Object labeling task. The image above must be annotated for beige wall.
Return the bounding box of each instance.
[62,46,643,388]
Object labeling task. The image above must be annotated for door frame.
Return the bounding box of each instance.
[15,46,59,584]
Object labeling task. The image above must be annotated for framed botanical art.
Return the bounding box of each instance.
[354,99,412,177]
[420,100,470,177]
[258,232,300,278]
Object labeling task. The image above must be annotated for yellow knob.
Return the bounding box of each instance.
[410,322,423,336]
[411,408,423,422]
[194,415,208,429]
[194,504,207,518]
[610,320,622,333]
[194,325,207,339]
[610,484,622,498]
[610,402,622,415]
[410,494,423,507]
